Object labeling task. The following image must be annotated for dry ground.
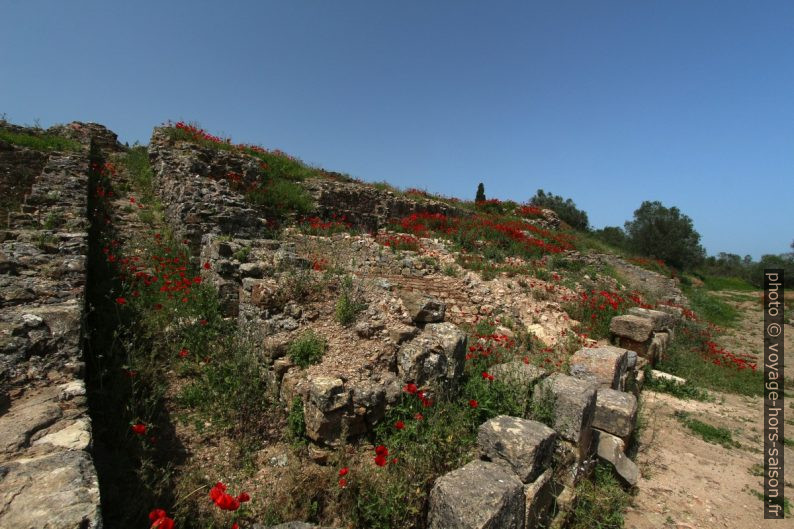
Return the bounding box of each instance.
[625,290,793,528]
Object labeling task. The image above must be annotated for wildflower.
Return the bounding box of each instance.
[375,445,388,457]
[210,482,241,511]
[374,455,388,467]
[402,383,418,394]
[469,399,478,408]
[149,509,175,529]
[116,297,127,305]
[236,492,250,503]
[338,478,348,488]
[131,423,147,435]
[200,319,208,326]
[395,420,405,430]
[178,347,189,358]
[481,371,494,381]
[339,467,349,477]
[203,262,211,270]
[414,412,424,421]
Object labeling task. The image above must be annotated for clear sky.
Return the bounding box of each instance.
[2,1,792,259]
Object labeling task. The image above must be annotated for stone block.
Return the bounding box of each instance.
[569,346,628,390]
[397,322,466,386]
[533,374,597,460]
[524,469,555,529]
[627,307,675,331]
[609,315,654,343]
[592,389,637,439]
[428,460,525,529]
[594,430,639,487]
[477,415,556,483]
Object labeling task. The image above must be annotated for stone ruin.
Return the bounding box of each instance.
[0,120,687,528]
[0,121,122,528]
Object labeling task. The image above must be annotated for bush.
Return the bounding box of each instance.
[287,330,327,368]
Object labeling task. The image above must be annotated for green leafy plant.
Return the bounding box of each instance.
[287,330,327,368]
[335,276,366,326]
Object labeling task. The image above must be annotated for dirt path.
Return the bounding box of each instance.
[625,290,793,528]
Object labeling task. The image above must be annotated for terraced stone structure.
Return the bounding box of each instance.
[0,121,122,528]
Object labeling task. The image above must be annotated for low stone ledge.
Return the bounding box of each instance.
[592,389,637,440]
[477,415,556,484]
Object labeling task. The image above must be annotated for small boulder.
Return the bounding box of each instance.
[569,346,628,390]
[533,374,597,460]
[400,291,446,323]
[427,460,525,529]
[594,430,639,486]
[477,416,556,483]
[609,315,654,343]
[397,322,466,386]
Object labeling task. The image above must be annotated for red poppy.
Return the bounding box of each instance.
[414,412,424,421]
[131,423,147,435]
[200,319,208,326]
[402,383,418,394]
[203,262,211,270]
[236,492,250,503]
[338,467,349,477]
[116,297,127,305]
[395,420,405,430]
[151,515,175,529]
[148,509,167,521]
[469,399,478,408]
[375,445,388,457]
[210,482,241,511]
[178,347,189,358]
[338,478,348,488]
[374,455,388,467]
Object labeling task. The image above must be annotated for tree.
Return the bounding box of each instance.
[624,201,705,270]
[475,182,486,203]
[593,226,628,249]
[530,189,590,231]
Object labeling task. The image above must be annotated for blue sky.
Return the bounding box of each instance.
[2,1,792,259]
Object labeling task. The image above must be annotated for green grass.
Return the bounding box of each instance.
[701,275,756,291]
[654,320,762,396]
[682,284,740,328]
[0,128,82,152]
[749,488,792,516]
[335,276,366,326]
[644,370,712,402]
[569,463,632,529]
[287,330,327,368]
[674,411,739,448]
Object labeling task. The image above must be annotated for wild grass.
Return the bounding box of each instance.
[674,411,739,448]
[682,284,740,328]
[569,463,632,529]
[0,128,82,151]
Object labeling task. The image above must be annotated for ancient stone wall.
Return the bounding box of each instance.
[0,123,117,528]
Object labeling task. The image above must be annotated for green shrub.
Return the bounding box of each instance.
[335,276,366,326]
[287,330,327,368]
[287,396,306,442]
[570,463,632,529]
[0,128,81,152]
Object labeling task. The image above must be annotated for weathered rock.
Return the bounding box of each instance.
[609,315,654,343]
[489,361,547,394]
[650,369,686,385]
[533,374,597,459]
[388,324,419,344]
[569,346,628,390]
[253,522,338,529]
[478,415,556,483]
[655,304,684,322]
[594,430,639,486]
[592,389,637,439]
[397,322,466,387]
[627,307,674,331]
[427,459,525,529]
[524,469,555,529]
[250,279,280,308]
[400,291,446,323]
[32,418,92,451]
[302,377,351,443]
[0,399,62,454]
[0,450,101,528]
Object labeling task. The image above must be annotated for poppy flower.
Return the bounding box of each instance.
[237,492,250,503]
[414,412,424,421]
[469,399,478,408]
[374,455,388,467]
[178,348,189,358]
[203,262,211,270]
[338,478,348,488]
[338,467,349,477]
[395,420,405,430]
[148,509,167,521]
[116,297,127,305]
[210,482,242,511]
[402,383,417,394]
[150,515,174,529]
[131,423,147,435]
